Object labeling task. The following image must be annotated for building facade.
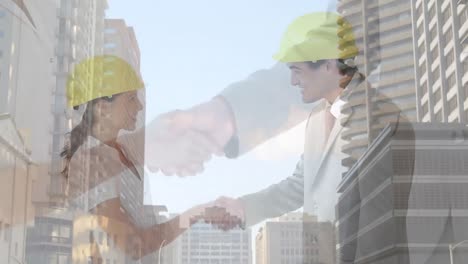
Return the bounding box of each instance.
[337,0,418,173]
[337,0,468,172]
[336,123,468,263]
[255,212,335,264]
[411,0,468,123]
[24,1,108,264]
[0,114,34,264]
[176,208,251,264]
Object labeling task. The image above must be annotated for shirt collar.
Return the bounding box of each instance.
[330,98,346,119]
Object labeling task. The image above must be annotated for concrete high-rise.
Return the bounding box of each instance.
[22,1,109,264]
[0,1,59,264]
[0,114,35,264]
[255,212,335,264]
[336,123,468,264]
[411,0,468,123]
[104,19,141,72]
[338,0,468,174]
[176,207,251,264]
[337,0,418,173]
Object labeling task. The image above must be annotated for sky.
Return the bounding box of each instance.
[106,0,337,217]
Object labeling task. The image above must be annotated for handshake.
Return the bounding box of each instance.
[180,196,246,230]
[144,97,235,176]
[140,98,248,230]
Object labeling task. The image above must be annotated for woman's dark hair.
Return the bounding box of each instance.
[306,59,364,88]
[61,96,115,178]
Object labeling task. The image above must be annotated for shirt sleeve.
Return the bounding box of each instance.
[220,63,317,157]
[238,155,305,226]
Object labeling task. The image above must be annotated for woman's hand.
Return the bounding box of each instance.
[179,197,245,230]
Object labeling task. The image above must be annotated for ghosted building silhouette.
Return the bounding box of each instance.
[174,207,251,264]
[337,0,468,174]
[255,212,335,264]
[337,123,468,263]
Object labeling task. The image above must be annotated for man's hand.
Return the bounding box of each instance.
[213,196,245,219]
[144,110,215,175]
[184,97,236,149]
[179,197,246,230]
[145,97,236,176]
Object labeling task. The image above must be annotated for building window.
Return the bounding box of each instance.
[418,41,426,55]
[464,82,468,101]
[419,62,426,75]
[432,66,440,82]
[99,231,104,245]
[445,49,454,66]
[428,5,436,18]
[435,110,443,122]
[430,26,437,40]
[104,43,116,49]
[444,29,453,45]
[89,231,94,243]
[421,81,428,95]
[417,23,424,37]
[58,254,69,264]
[433,87,442,102]
[4,224,10,242]
[448,95,458,114]
[104,28,117,34]
[431,45,439,60]
[442,6,451,24]
[465,108,468,123]
[447,73,456,88]
[107,233,111,247]
[460,8,468,26]
[416,4,423,18]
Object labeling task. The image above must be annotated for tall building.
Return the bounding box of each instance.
[338,0,468,174]
[23,1,108,264]
[68,16,158,264]
[0,114,35,264]
[337,0,418,173]
[176,208,251,264]
[255,212,335,264]
[104,19,141,72]
[0,1,57,264]
[411,0,468,123]
[102,18,146,163]
[336,123,468,264]
[0,2,17,115]
[334,2,468,263]
[47,0,108,206]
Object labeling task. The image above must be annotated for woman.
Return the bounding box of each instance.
[61,55,235,262]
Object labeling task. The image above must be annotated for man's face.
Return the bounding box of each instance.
[287,61,330,103]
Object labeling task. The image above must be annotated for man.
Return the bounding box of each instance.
[231,11,361,223]
[211,12,414,264]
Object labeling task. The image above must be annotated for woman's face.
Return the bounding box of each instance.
[103,90,144,131]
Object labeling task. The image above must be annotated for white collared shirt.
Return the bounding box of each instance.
[325,97,346,119]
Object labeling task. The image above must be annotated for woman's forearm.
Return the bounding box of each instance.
[140,215,186,257]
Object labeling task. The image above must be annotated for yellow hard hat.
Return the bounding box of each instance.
[273,12,359,63]
[66,55,144,108]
